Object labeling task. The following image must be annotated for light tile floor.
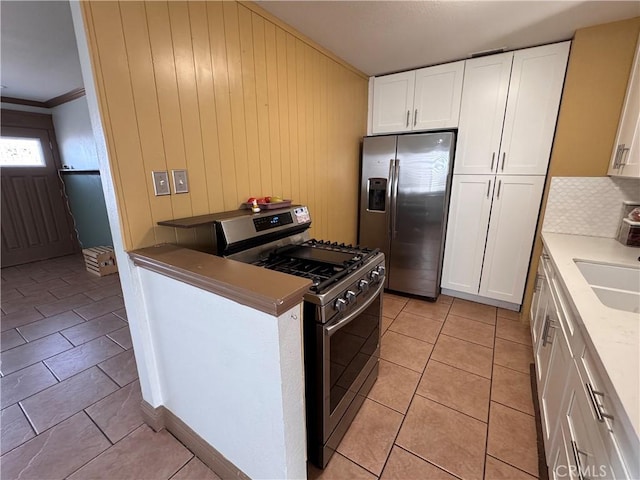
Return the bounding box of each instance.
[2,256,540,480]
[309,292,540,480]
[1,254,221,480]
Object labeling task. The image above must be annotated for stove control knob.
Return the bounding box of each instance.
[358,279,369,293]
[334,298,348,313]
[345,290,357,304]
[376,265,386,277]
[369,270,380,283]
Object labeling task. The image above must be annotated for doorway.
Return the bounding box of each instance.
[1,109,78,267]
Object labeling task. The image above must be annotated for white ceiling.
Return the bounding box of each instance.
[0,1,83,102]
[0,1,638,102]
[257,1,640,76]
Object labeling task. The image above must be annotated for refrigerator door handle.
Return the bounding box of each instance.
[387,159,395,236]
[487,179,492,199]
[392,161,400,239]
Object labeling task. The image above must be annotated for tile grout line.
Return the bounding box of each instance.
[482,310,498,480]
[83,407,116,446]
[394,444,465,480]
[486,453,538,479]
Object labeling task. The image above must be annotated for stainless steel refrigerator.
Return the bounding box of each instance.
[358,132,454,298]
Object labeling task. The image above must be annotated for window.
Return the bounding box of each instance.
[0,137,46,167]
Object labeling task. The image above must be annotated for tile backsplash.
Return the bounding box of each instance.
[543,177,640,238]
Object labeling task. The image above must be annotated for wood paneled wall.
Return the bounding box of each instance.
[81,1,368,250]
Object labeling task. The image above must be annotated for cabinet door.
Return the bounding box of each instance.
[479,176,545,304]
[413,61,465,130]
[371,71,415,134]
[540,303,572,454]
[564,367,624,480]
[609,34,640,178]
[499,42,570,175]
[441,175,494,294]
[454,52,513,174]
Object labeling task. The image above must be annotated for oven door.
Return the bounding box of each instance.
[322,280,383,440]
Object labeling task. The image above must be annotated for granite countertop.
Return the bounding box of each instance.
[542,232,639,440]
[128,244,312,316]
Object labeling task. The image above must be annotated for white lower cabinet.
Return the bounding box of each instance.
[479,176,545,302]
[441,175,494,294]
[533,248,634,480]
[442,175,544,305]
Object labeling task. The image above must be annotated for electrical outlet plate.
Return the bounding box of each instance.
[172,169,189,194]
[152,171,170,196]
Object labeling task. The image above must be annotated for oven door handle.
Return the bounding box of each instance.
[325,281,385,336]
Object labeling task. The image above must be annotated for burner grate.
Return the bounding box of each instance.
[252,239,379,293]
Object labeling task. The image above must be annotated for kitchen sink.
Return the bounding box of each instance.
[574,260,640,314]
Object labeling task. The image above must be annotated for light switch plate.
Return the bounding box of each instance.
[172,169,189,194]
[152,171,170,196]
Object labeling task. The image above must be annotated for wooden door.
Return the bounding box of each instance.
[499,42,570,175]
[1,119,78,267]
[479,175,545,304]
[454,52,513,174]
[441,174,494,294]
[412,61,465,130]
[371,71,415,134]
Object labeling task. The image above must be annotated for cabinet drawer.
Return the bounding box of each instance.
[575,347,638,479]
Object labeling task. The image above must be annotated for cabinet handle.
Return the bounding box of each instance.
[406,110,410,128]
[542,315,554,347]
[619,145,630,167]
[490,152,495,171]
[541,316,550,346]
[496,180,502,199]
[571,440,589,480]
[586,383,614,423]
[486,179,491,199]
[534,273,544,292]
[414,109,418,127]
[613,144,624,169]
[501,152,506,171]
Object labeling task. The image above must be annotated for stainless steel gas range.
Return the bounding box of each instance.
[213,205,385,468]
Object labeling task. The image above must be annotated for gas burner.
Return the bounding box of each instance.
[252,239,380,294]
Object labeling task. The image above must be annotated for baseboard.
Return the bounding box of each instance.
[140,399,166,431]
[140,400,249,480]
[441,288,521,311]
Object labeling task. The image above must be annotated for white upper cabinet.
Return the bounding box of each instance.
[370,62,465,134]
[454,53,513,174]
[479,175,546,303]
[413,61,465,131]
[370,71,415,134]
[609,34,640,178]
[454,42,570,175]
[500,42,571,175]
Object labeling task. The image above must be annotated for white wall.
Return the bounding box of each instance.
[139,269,307,480]
[51,96,99,170]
